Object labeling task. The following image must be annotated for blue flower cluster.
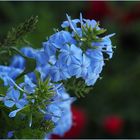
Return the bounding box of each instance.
[0,14,115,138]
[0,47,73,138]
[42,14,115,86]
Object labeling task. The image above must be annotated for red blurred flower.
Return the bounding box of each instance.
[52,106,87,139]
[85,2,140,26]
[85,1,112,21]
[102,115,124,135]
[121,4,140,25]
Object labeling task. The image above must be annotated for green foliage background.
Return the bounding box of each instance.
[0,1,140,138]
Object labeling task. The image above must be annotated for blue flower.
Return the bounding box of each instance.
[7,131,14,138]
[0,66,22,86]
[37,65,51,81]
[43,41,56,60]
[86,48,103,61]
[63,14,101,38]
[91,33,115,59]
[10,55,25,70]
[65,14,82,37]
[59,44,82,65]
[52,92,73,136]
[45,85,73,136]
[27,72,37,84]
[21,47,47,69]
[4,88,27,108]
[4,88,28,117]
[43,31,76,55]
[9,108,22,118]
[10,47,36,73]
[83,19,99,29]
[50,60,70,82]
[101,34,115,59]
[85,73,99,86]
[21,47,36,58]
[11,47,47,70]
[69,54,90,78]
[61,19,80,28]
[46,104,61,123]
[35,50,49,67]
[52,109,72,136]
[84,49,105,86]
[20,75,36,94]
[86,49,104,73]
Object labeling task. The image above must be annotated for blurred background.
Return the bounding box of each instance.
[0,1,140,139]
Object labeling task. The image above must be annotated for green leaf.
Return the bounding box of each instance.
[16,76,24,85]
[0,16,38,65]
[0,16,38,48]
[0,78,4,85]
[34,70,41,81]
[0,78,8,96]
[63,77,92,98]
[23,57,36,76]
[40,120,55,134]
[14,128,45,139]
[96,28,107,35]
[0,48,11,65]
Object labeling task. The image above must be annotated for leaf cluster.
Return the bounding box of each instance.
[63,77,92,98]
[0,108,55,139]
[0,16,38,48]
[0,16,38,78]
[79,22,107,52]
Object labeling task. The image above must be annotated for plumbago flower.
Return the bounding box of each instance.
[4,88,28,117]
[0,13,115,139]
[42,13,115,96]
[0,47,74,139]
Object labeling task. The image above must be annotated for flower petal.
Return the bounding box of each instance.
[4,100,15,108]
[9,109,22,118]
[16,99,28,109]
